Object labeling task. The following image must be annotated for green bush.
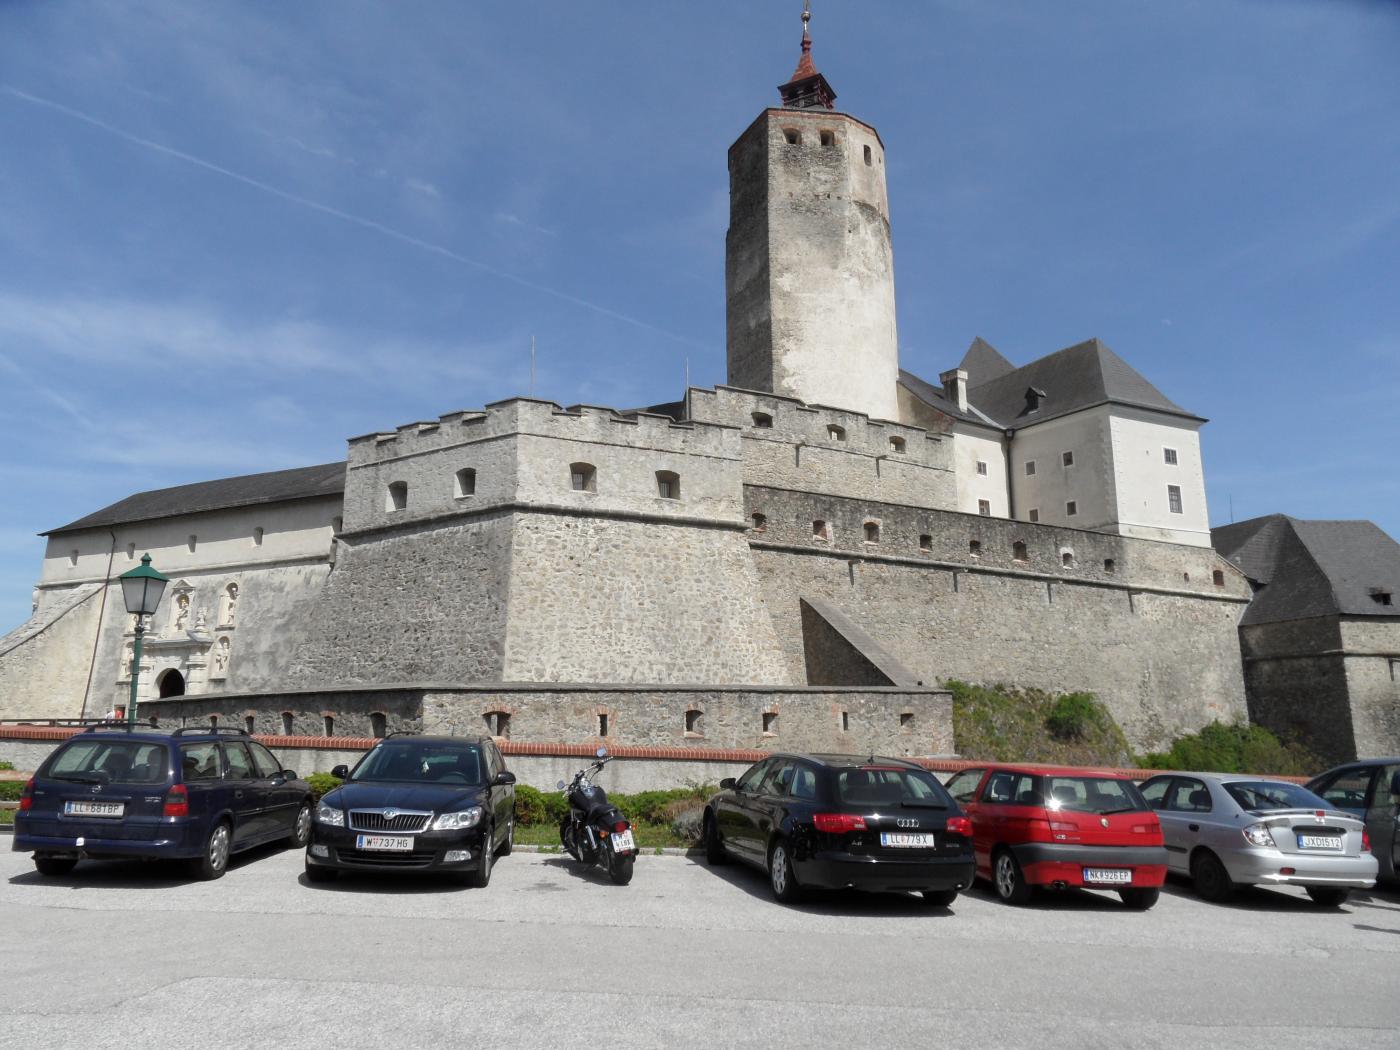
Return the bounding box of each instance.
[0,760,15,771]
[512,783,715,827]
[1140,722,1321,777]
[1045,692,1107,742]
[305,772,343,802]
[0,781,24,802]
[948,680,1135,767]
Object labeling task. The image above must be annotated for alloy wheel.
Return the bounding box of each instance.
[770,844,788,896]
[995,854,1015,899]
[209,824,230,873]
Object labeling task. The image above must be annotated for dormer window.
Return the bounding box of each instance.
[1371,588,1394,607]
[1024,387,1047,413]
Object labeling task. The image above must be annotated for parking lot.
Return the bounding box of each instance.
[2,844,1398,1050]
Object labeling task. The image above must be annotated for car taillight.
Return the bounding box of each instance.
[613,821,629,832]
[163,784,189,817]
[945,816,973,837]
[813,813,867,833]
[19,777,33,811]
[1362,829,1371,852]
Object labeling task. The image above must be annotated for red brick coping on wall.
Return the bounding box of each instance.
[0,724,1307,782]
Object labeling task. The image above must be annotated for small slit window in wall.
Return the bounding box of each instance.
[1062,451,1074,467]
[969,539,982,556]
[187,535,197,553]
[1213,569,1226,587]
[1062,551,1075,567]
[919,534,932,551]
[783,127,801,145]
[1028,509,1039,523]
[244,715,255,735]
[812,519,830,541]
[1167,484,1183,514]
[570,463,596,493]
[655,470,680,500]
[1391,658,1400,682]
[762,711,778,735]
[323,715,334,737]
[386,481,408,512]
[1066,501,1078,517]
[751,411,773,429]
[68,549,79,567]
[685,709,704,735]
[1164,447,1178,466]
[281,712,294,735]
[900,712,914,730]
[889,436,906,453]
[126,543,136,560]
[863,144,872,165]
[597,713,609,737]
[827,424,846,442]
[484,710,511,738]
[977,499,991,517]
[1103,558,1116,574]
[252,527,264,547]
[1025,460,1037,477]
[209,715,219,728]
[820,129,835,147]
[840,710,850,732]
[750,512,767,532]
[370,712,387,738]
[976,460,988,476]
[455,467,476,497]
[863,521,880,543]
[1012,540,1028,562]
[332,516,343,533]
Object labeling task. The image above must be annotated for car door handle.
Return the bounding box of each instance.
[1188,824,1199,832]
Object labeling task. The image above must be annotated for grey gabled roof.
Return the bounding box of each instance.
[45,462,346,536]
[896,369,992,428]
[1213,515,1400,623]
[967,338,1204,429]
[957,337,1017,387]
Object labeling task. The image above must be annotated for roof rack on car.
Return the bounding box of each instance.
[81,721,143,733]
[171,726,250,737]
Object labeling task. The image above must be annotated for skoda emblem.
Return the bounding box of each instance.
[1100,817,1110,828]
[384,809,399,821]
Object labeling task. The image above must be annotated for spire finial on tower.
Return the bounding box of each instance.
[779,1,836,110]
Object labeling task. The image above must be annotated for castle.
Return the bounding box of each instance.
[3,14,1390,766]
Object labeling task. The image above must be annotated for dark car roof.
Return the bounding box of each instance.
[369,735,492,746]
[781,753,928,770]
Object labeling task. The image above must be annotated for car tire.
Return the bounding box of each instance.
[191,821,232,881]
[704,812,727,866]
[608,851,635,886]
[992,848,1033,905]
[1119,887,1160,910]
[497,818,514,857]
[467,827,493,888]
[33,856,77,877]
[1305,886,1350,908]
[1190,850,1235,902]
[286,801,313,849]
[921,888,959,907]
[768,839,802,904]
[304,861,338,883]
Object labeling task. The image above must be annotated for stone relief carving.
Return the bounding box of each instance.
[211,636,231,677]
[172,592,190,634]
[220,583,239,627]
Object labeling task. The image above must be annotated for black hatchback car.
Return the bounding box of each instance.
[306,735,516,887]
[13,724,313,880]
[702,753,975,905]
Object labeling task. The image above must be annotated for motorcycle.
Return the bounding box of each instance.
[558,747,636,885]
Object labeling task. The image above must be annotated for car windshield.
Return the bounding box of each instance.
[349,742,483,785]
[836,766,949,809]
[44,739,169,784]
[1225,781,1330,812]
[1045,776,1147,815]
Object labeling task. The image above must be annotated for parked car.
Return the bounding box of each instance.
[943,764,1167,909]
[1138,773,1377,905]
[13,724,312,880]
[306,734,515,887]
[702,753,975,905]
[1306,758,1400,883]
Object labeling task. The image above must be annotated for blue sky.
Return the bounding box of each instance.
[1,0,1397,631]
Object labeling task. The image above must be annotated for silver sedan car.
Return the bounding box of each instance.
[1138,773,1378,906]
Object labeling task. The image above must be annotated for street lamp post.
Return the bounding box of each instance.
[118,553,169,729]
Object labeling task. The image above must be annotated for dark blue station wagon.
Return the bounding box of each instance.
[13,724,313,879]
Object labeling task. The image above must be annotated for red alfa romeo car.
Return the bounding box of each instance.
[943,764,1168,909]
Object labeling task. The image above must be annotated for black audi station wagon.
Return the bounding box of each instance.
[306,735,516,886]
[702,753,975,905]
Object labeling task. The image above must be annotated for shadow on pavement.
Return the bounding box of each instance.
[1159,873,1367,913]
[6,840,290,888]
[683,853,962,917]
[961,878,1139,912]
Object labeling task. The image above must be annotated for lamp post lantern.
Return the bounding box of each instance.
[118,553,169,729]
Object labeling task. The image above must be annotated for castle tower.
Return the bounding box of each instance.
[725,4,900,421]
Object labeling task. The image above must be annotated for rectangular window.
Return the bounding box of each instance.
[976,460,988,476]
[1164,447,1178,465]
[657,478,673,499]
[1391,659,1400,682]
[1066,500,1078,517]
[1062,451,1074,467]
[977,499,991,517]
[1167,484,1183,514]
[1025,460,1037,477]
[1028,508,1040,523]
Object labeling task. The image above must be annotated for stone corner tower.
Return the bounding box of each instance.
[725,3,900,422]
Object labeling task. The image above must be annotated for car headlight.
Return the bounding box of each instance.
[432,806,483,831]
[1242,822,1276,848]
[316,801,345,827]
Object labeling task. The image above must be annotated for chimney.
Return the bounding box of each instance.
[939,368,968,412]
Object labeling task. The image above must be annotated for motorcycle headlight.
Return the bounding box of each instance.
[432,806,483,832]
[1242,822,1276,848]
[315,801,345,827]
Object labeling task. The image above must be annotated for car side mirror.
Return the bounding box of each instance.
[331,764,349,780]
[720,777,736,790]
[494,771,516,786]
[282,770,298,781]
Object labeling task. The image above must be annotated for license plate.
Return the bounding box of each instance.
[1297,834,1342,850]
[1083,868,1132,884]
[64,800,124,818]
[611,829,636,854]
[355,834,413,851]
[880,832,936,848]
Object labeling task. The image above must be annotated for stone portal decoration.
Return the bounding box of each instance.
[172,592,190,634]
[221,582,239,627]
[212,636,231,677]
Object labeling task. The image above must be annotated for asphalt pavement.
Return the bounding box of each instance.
[2,844,1398,1050]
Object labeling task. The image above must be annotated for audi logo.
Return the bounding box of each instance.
[896,818,918,829]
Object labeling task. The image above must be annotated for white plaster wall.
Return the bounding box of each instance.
[1108,408,1210,547]
[950,423,1010,518]
[1008,408,1117,531]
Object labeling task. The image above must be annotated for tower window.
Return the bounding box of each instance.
[900,712,914,730]
[1028,509,1039,523]
[889,436,906,453]
[820,130,835,147]
[969,539,982,556]
[863,144,872,166]
[244,715,255,735]
[1104,558,1116,574]
[863,521,880,543]
[813,519,830,541]
[976,461,988,476]
[370,712,387,738]
[1062,551,1075,567]
[281,712,294,735]
[656,470,680,499]
[332,516,343,533]
[685,709,704,735]
[1213,569,1225,587]
[597,712,609,737]
[751,411,773,429]
[1164,447,1178,465]
[783,128,801,145]
[126,543,136,560]
[1167,484,1183,514]
[751,512,767,532]
[187,535,197,553]
[1062,451,1074,467]
[1013,541,1028,562]
[762,712,778,735]
[977,499,991,517]
[484,710,511,738]
[841,710,850,732]
[1066,501,1078,517]
[386,481,408,511]
[68,549,78,567]
[323,715,334,737]
[570,463,596,493]
[455,467,476,497]
[1025,460,1037,477]
[827,424,846,442]
[252,527,264,547]
[919,534,932,551]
